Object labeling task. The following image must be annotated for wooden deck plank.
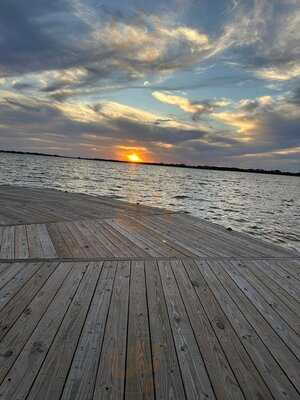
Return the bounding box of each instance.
[73,220,115,258]
[127,216,198,258]
[275,258,300,280]
[182,258,274,400]
[26,262,102,400]
[247,260,300,319]
[62,222,100,258]
[56,222,90,258]
[93,261,130,400]
[88,220,130,257]
[170,259,244,400]
[101,222,150,258]
[161,213,296,258]
[229,259,300,333]
[138,214,254,258]
[145,260,186,400]
[0,262,59,342]
[204,259,300,395]
[36,225,57,258]
[158,259,215,400]
[161,213,295,258]
[0,262,71,381]
[0,262,88,400]
[257,259,300,301]
[110,219,171,257]
[0,262,42,311]
[61,261,117,400]
[0,264,10,278]
[112,218,187,258]
[0,185,169,226]
[0,228,4,246]
[0,227,15,259]
[125,261,154,400]
[14,225,29,259]
[46,222,73,258]
[135,215,218,258]
[0,261,27,290]
[105,220,163,257]
[220,259,300,359]
[26,225,44,258]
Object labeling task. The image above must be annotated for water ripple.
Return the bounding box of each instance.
[0,153,299,252]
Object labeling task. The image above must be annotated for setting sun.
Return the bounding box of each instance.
[127,153,142,163]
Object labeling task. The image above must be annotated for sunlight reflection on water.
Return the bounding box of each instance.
[0,153,299,252]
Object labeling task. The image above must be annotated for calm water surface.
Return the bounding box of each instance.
[0,153,299,252]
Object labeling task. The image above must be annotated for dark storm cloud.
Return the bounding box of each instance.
[211,94,300,161]
[0,0,87,76]
[289,87,300,106]
[0,0,212,84]
[0,0,299,84]
[258,112,300,149]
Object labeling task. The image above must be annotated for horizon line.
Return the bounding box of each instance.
[0,149,299,177]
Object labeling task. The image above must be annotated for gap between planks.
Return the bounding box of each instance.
[0,256,299,264]
[0,212,182,227]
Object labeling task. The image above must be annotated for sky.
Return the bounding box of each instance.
[0,0,300,171]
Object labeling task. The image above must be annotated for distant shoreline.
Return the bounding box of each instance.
[1,149,299,177]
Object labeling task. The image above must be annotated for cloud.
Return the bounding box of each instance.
[255,64,300,81]
[288,87,300,105]
[57,99,208,138]
[1,89,299,168]
[237,96,273,112]
[211,93,300,150]
[1,0,299,104]
[0,0,299,171]
[0,1,213,92]
[211,0,300,81]
[152,91,230,120]
[0,93,211,160]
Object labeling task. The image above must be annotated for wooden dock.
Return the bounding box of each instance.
[0,185,299,400]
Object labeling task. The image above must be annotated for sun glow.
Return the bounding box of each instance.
[127,153,143,163]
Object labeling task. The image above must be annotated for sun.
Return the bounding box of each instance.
[127,153,142,163]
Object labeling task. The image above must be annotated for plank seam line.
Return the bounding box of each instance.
[0,256,299,264]
[0,260,61,344]
[0,212,181,228]
[235,259,300,326]
[22,262,91,399]
[217,258,300,348]
[123,261,132,400]
[205,258,300,394]
[220,259,300,361]
[90,261,118,400]
[169,259,220,400]
[180,257,248,399]
[198,259,277,399]
[0,261,45,310]
[143,260,157,400]
[155,259,188,399]
[59,261,105,399]
[0,262,72,385]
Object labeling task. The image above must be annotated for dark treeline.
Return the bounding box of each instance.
[1,149,299,177]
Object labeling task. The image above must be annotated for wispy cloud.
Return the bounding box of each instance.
[213,0,300,81]
[152,91,230,120]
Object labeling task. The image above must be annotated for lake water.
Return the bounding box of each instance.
[0,153,299,253]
